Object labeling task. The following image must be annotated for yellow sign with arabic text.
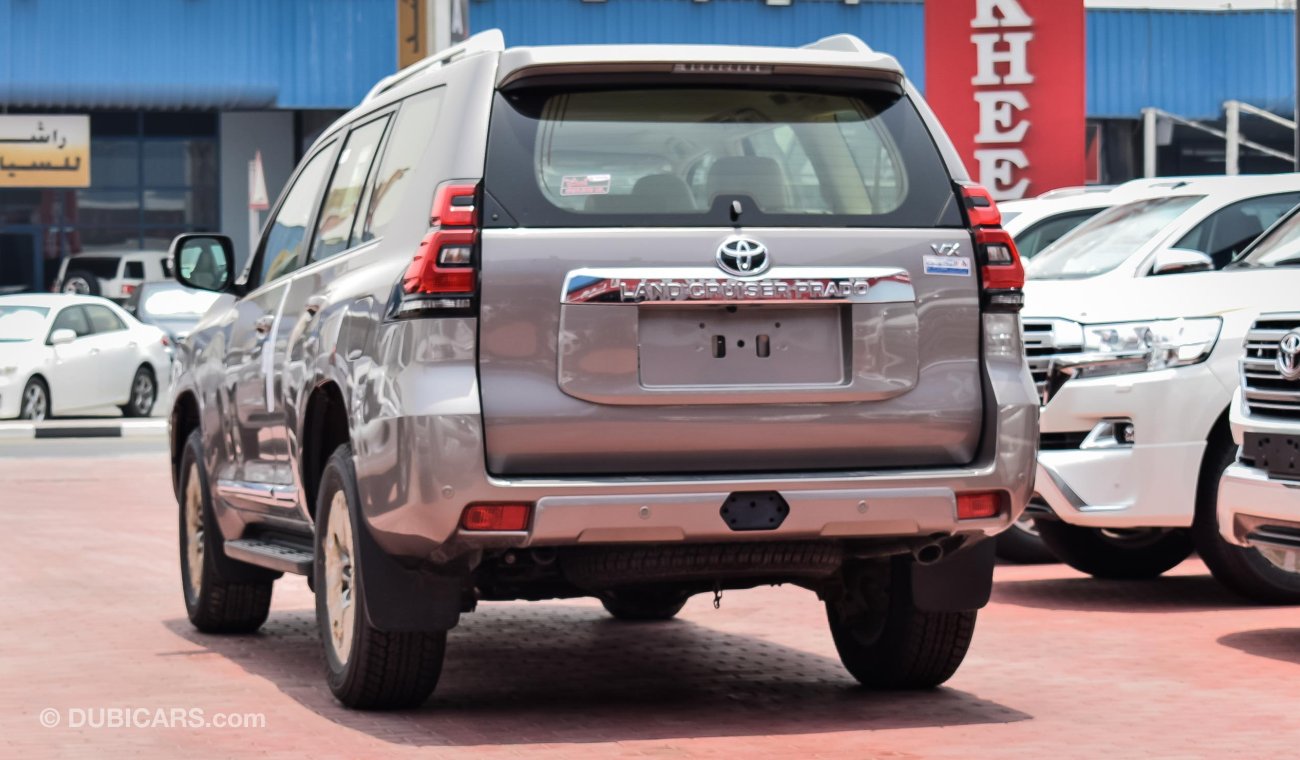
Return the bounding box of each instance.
[0,115,90,188]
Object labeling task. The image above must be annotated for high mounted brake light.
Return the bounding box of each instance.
[959,183,1024,312]
[396,181,480,317]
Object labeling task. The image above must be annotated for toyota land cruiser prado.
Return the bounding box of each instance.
[166,31,1036,709]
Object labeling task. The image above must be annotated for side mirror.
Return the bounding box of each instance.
[1151,248,1214,276]
[49,328,77,346]
[169,233,236,293]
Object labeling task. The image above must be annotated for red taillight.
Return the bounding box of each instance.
[956,491,1004,520]
[461,503,531,532]
[975,227,1025,291]
[121,283,137,297]
[160,335,171,348]
[401,229,477,294]
[959,183,1002,227]
[396,181,480,317]
[959,183,1024,308]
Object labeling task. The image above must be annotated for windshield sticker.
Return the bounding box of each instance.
[923,255,972,277]
[560,174,611,196]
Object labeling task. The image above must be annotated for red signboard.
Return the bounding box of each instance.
[925,0,1086,200]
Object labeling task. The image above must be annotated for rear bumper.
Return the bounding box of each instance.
[353,313,1039,562]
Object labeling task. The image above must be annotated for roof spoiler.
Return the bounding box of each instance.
[801,34,874,55]
[363,29,506,103]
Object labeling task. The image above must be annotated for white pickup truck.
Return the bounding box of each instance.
[1021,174,1300,601]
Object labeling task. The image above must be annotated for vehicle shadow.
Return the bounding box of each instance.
[992,573,1259,613]
[1217,628,1300,666]
[165,603,1030,747]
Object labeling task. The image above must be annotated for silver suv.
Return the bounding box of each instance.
[166,30,1037,709]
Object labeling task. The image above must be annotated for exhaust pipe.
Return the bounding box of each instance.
[912,543,945,566]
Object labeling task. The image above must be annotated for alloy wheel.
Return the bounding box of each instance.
[183,462,205,602]
[21,383,47,421]
[324,490,356,666]
[131,371,156,416]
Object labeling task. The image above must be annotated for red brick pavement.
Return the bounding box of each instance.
[2,451,1298,758]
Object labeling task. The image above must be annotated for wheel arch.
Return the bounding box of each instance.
[170,390,201,498]
[300,380,351,523]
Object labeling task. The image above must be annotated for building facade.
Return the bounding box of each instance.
[0,0,1294,292]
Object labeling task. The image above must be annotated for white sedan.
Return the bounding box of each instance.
[0,294,171,420]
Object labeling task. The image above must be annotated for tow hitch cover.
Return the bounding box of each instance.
[721,491,790,531]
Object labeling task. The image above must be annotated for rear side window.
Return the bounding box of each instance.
[485,85,959,228]
[124,261,145,279]
[360,87,446,243]
[84,304,126,333]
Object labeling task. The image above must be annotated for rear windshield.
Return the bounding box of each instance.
[484,85,960,228]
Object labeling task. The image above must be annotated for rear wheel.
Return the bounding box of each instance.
[121,365,156,418]
[315,445,446,709]
[825,560,977,689]
[61,270,100,296]
[995,515,1057,564]
[178,430,275,633]
[1035,520,1192,580]
[1193,431,1300,603]
[18,377,49,421]
[600,588,690,621]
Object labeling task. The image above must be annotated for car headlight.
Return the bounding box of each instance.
[1054,318,1221,381]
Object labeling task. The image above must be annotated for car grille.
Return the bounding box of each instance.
[1242,314,1300,419]
[1021,318,1084,405]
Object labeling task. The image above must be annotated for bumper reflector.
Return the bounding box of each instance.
[956,492,1004,520]
[461,503,531,531]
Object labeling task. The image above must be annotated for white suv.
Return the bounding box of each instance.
[1021,175,1300,600]
[55,251,171,304]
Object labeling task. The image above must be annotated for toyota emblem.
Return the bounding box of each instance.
[1277,331,1300,381]
[716,236,770,277]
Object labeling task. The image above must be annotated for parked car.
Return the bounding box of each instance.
[1021,175,1300,600]
[1214,228,1300,596]
[995,178,1225,562]
[0,294,171,420]
[164,30,1037,709]
[54,250,171,304]
[125,280,222,342]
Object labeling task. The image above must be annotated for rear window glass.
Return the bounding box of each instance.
[485,85,960,228]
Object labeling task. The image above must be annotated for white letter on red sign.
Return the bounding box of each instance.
[972,0,1033,28]
[974,91,1029,143]
[975,148,1030,200]
[971,32,1034,86]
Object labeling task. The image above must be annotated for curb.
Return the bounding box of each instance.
[0,419,168,440]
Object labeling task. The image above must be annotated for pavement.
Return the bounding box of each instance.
[2,440,1299,758]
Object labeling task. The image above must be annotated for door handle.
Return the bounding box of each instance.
[254,315,275,336]
[304,295,328,317]
[89,348,100,355]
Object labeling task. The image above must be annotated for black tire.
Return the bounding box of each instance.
[315,444,446,710]
[178,430,275,633]
[18,377,49,421]
[120,365,157,418]
[600,588,690,621]
[826,560,977,689]
[1035,519,1192,580]
[61,269,101,296]
[996,517,1058,564]
[1193,426,1300,603]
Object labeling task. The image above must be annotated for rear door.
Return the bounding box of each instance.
[479,79,981,476]
[81,303,138,403]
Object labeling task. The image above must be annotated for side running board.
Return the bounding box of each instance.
[225,538,314,575]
